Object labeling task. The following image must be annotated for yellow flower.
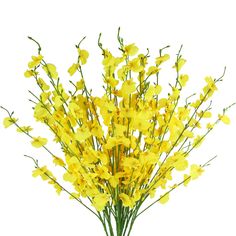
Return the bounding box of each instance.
[43,63,58,79]
[105,76,119,88]
[117,66,128,81]
[120,79,136,96]
[78,49,89,65]
[130,111,151,132]
[183,174,191,187]
[92,193,110,211]
[37,78,50,91]
[155,54,170,65]
[218,114,230,124]
[203,76,217,97]
[159,193,169,204]
[3,117,18,128]
[178,107,190,121]
[34,103,51,121]
[75,126,91,143]
[68,63,79,76]
[183,130,194,138]
[32,165,54,181]
[169,87,180,101]
[17,126,33,133]
[31,136,48,148]
[193,135,204,148]
[53,96,63,109]
[76,79,85,90]
[146,66,160,76]
[198,111,212,118]
[69,192,80,200]
[119,193,133,208]
[96,166,111,180]
[28,54,43,68]
[128,58,143,72]
[190,164,204,180]
[113,124,126,137]
[145,85,162,101]
[206,123,214,129]
[109,174,120,188]
[173,58,186,71]
[175,160,188,171]
[91,124,104,139]
[53,156,66,167]
[179,74,189,87]
[97,152,109,165]
[124,43,139,56]
[121,107,135,118]
[102,50,115,66]
[139,151,159,165]
[170,152,188,171]
[63,172,77,183]
[24,70,35,78]
[123,157,140,169]
[53,183,62,195]
[41,91,51,103]
[104,137,130,149]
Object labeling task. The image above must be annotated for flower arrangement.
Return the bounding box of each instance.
[1,28,234,236]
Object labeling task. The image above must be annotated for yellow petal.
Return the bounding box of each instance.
[43,63,58,79]
[146,66,160,76]
[119,193,133,208]
[53,156,66,167]
[17,126,33,133]
[3,117,18,128]
[175,160,188,171]
[68,63,79,76]
[78,49,89,65]
[173,58,186,71]
[24,70,35,78]
[155,54,170,65]
[124,43,139,56]
[190,164,204,180]
[183,174,191,187]
[219,114,230,125]
[159,193,169,204]
[31,136,48,148]
[92,193,110,211]
[179,74,189,87]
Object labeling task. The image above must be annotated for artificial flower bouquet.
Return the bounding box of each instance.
[1,29,233,236]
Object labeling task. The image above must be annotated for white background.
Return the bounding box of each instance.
[0,0,236,235]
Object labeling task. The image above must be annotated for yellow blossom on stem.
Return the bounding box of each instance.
[28,54,43,68]
[17,126,33,133]
[78,49,89,65]
[120,79,136,96]
[92,193,110,211]
[128,58,143,72]
[68,63,79,76]
[24,70,36,78]
[190,164,204,180]
[119,193,134,208]
[0,31,234,236]
[31,136,48,148]
[53,156,66,167]
[173,58,186,71]
[43,63,58,79]
[3,117,18,128]
[124,43,139,56]
[155,54,170,65]
[159,193,169,204]
[218,114,230,124]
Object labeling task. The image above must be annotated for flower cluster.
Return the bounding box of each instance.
[1,30,233,236]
